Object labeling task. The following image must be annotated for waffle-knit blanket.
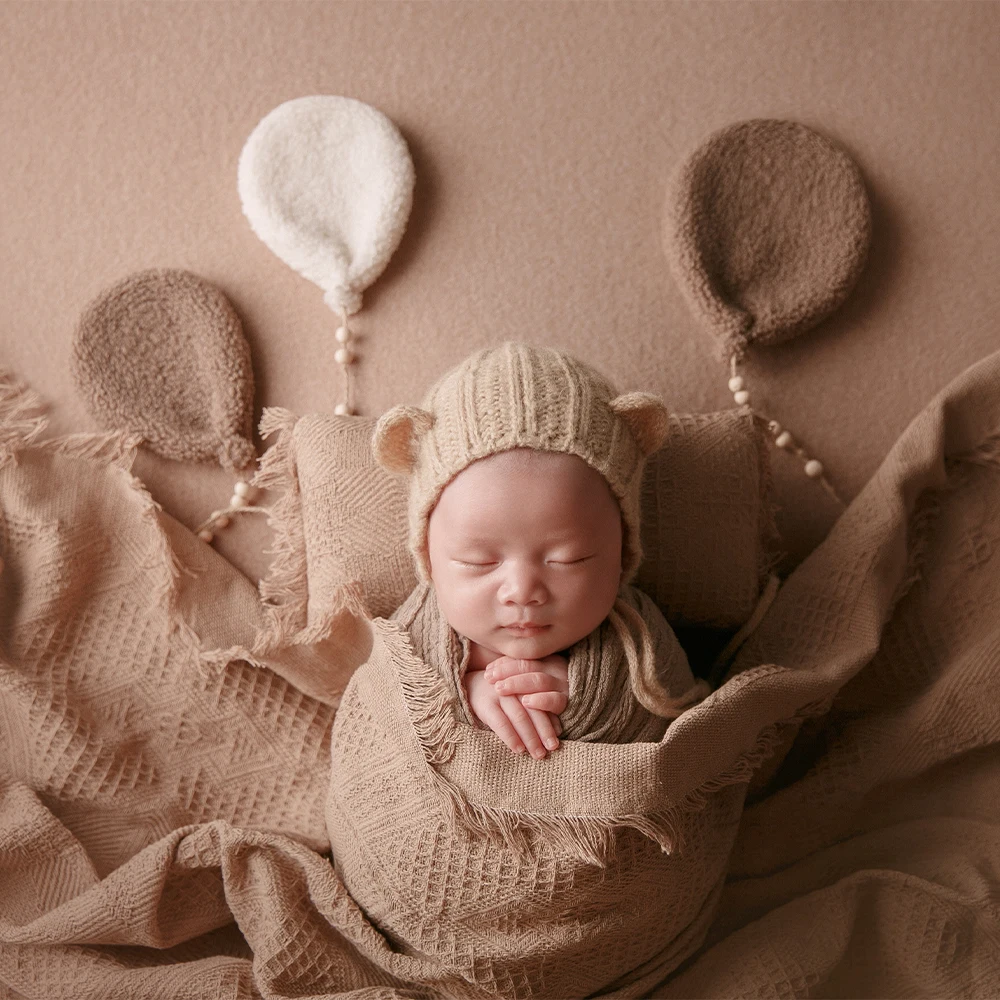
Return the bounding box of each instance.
[1,348,999,998]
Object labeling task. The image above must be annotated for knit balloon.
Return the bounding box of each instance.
[663,118,872,504]
[238,95,416,418]
[71,268,263,544]
[71,268,256,472]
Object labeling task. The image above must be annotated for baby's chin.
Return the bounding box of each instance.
[488,627,581,661]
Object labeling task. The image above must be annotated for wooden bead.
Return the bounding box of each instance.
[804,459,824,478]
[333,403,352,416]
[234,481,251,498]
[334,347,355,365]
[215,515,230,529]
[230,494,248,509]
[775,431,793,449]
[733,390,750,406]
[334,326,351,344]
[728,376,745,392]
[197,530,213,543]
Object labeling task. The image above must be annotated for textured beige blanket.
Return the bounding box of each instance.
[1,349,999,998]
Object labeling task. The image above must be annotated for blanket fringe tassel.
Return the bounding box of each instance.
[251,407,312,639]
[0,369,186,609]
[0,370,49,465]
[394,620,830,867]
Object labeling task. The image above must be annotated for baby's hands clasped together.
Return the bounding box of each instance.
[465,654,569,759]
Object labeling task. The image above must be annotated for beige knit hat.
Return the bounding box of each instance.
[371,341,670,588]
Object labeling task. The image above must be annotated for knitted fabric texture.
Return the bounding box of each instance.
[391,577,704,743]
[326,595,739,996]
[70,268,257,472]
[254,407,778,643]
[3,353,1000,997]
[372,340,670,588]
[664,118,871,363]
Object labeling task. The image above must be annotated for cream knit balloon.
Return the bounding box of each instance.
[238,95,415,315]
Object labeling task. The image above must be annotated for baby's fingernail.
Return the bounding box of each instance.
[545,738,559,750]
[531,747,546,760]
[513,745,525,755]
[495,680,508,691]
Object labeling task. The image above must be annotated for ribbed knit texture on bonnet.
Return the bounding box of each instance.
[372,341,670,589]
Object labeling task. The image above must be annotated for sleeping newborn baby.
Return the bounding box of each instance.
[373,339,708,757]
[326,341,722,997]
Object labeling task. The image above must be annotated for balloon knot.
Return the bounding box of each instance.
[217,434,257,473]
[324,287,363,316]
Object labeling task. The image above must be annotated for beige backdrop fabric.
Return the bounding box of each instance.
[2,1,999,583]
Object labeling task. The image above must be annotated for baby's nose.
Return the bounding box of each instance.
[499,563,548,604]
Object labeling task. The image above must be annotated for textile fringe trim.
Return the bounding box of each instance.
[201,579,371,684]
[0,369,49,464]
[0,369,185,610]
[390,618,824,867]
[36,430,143,470]
[252,407,310,637]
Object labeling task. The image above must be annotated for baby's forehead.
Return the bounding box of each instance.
[432,448,619,535]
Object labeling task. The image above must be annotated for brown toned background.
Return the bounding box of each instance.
[2,0,998,587]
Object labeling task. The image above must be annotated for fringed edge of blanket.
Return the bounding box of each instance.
[0,369,187,610]
[0,370,49,464]
[252,407,311,638]
[391,625,639,867]
[390,617,830,867]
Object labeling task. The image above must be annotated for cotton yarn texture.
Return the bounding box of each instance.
[251,406,778,642]
[70,268,257,472]
[392,577,702,745]
[326,594,739,997]
[2,347,1000,995]
[371,340,670,588]
[664,118,871,362]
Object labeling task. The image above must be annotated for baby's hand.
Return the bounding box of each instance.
[465,654,569,760]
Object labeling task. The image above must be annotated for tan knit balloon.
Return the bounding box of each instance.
[372,341,670,588]
[71,268,257,472]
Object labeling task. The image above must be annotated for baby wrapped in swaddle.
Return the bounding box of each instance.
[325,342,734,999]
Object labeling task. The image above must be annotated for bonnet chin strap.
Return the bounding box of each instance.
[608,596,711,720]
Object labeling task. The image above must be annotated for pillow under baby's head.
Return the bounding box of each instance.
[371,340,670,589]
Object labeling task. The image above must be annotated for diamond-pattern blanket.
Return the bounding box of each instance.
[1,350,999,998]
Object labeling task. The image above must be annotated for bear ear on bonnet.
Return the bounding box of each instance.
[609,391,670,457]
[372,404,436,474]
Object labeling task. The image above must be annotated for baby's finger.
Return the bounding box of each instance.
[527,707,560,752]
[500,696,548,759]
[484,657,536,683]
[553,714,563,736]
[519,691,568,715]
[478,702,526,755]
[493,671,559,696]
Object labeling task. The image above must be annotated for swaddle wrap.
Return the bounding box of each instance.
[393,579,705,743]
[325,586,724,998]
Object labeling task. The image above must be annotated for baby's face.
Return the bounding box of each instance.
[427,448,623,666]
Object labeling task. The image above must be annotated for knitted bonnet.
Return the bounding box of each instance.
[371,341,670,588]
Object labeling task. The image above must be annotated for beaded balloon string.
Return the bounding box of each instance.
[194,478,270,543]
[194,307,358,544]
[333,304,356,416]
[728,353,845,506]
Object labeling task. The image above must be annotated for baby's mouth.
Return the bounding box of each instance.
[503,624,550,635]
